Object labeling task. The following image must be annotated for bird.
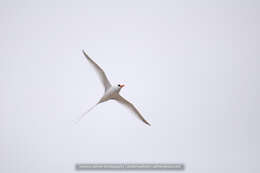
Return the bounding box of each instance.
[77,50,151,126]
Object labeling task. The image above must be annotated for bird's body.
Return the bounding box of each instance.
[99,86,119,103]
[78,50,151,126]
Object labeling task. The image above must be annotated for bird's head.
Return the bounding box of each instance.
[117,84,125,90]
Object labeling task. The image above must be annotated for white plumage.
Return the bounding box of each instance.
[77,50,151,126]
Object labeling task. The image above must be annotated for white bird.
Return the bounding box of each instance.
[78,50,151,126]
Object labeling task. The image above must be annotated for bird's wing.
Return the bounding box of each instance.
[82,50,111,91]
[113,94,151,126]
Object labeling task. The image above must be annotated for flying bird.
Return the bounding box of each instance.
[78,50,151,126]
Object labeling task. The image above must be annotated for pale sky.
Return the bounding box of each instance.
[0,1,259,173]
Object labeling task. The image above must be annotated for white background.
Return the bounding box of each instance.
[0,1,259,173]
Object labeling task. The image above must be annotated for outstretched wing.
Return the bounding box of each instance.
[114,94,151,126]
[82,50,111,91]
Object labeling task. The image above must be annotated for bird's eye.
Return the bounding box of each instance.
[118,84,120,87]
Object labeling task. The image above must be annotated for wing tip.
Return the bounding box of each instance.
[82,49,86,55]
[82,49,91,60]
[145,121,151,126]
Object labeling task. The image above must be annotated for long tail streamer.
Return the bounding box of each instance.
[75,103,98,123]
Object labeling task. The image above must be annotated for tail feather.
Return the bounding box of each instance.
[75,103,98,123]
